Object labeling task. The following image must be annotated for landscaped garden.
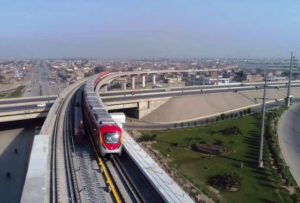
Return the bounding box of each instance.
[139,109,300,202]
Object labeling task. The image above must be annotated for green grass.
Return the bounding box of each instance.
[141,114,294,203]
[0,85,25,99]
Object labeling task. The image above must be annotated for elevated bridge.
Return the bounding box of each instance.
[0,96,56,122]
[0,69,297,202]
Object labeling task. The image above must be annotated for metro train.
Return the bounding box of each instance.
[82,72,123,157]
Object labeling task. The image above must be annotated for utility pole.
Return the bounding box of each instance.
[216,60,219,85]
[258,73,267,168]
[286,52,293,107]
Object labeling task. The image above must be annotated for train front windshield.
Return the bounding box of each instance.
[103,132,120,144]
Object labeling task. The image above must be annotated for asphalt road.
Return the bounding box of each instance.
[24,60,66,97]
[278,101,300,187]
[0,103,52,113]
[0,97,56,105]
[102,85,300,102]
[101,81,300,97]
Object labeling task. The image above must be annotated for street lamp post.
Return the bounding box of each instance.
[286,52,294,107]
[258,73,267,168]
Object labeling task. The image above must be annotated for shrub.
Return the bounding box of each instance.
[208,172,242,191]
[220,126,242,136]
[184,137,193,143]
[220,114,225,120]
[213,139,224,146]
[170,142,178,147]
[137,134,157,142]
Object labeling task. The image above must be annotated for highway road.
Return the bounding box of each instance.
[102,85,300,102]
[24,60,66,97]
[278,101,300,187]
[0,104,52,113]
[0,96,56,105]
[101,81,300,97]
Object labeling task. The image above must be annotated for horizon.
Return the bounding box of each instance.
[1,0,300,59]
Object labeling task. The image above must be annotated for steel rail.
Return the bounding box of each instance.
[111,156,144,203]
[88,133,122,203]
[63,95,80,202]
[50,85,83,202]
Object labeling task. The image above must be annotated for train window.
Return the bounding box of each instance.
[103,132,120,144]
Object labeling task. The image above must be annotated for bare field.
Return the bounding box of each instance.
[141,88,300,123]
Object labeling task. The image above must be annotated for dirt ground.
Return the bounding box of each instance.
[141,88,300,123]
[0,120,42,203]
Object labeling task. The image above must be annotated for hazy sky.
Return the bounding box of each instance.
[0,0,299,59]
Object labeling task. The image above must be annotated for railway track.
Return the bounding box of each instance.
[49,83,165,203]
[70,88,113,203]
[88,124,164,203]
[49,86,81,202]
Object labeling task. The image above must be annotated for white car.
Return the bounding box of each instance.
[37,102,46,107]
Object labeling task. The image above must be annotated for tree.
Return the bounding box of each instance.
[94,66,106,74]
[234,70,247,82]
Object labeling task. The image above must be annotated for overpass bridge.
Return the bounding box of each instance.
[2,80,300,122]
[21,71,199,203]
[1,69,296,202]
[0,96,56,123]
[102,83,300,120]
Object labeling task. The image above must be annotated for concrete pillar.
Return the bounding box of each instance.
[104,84,108,92]
[152,74,156,85]
[100,84,108,93]
[123,81,127,90]
[131,76,135,89]
[121,79,127,90]
[142,75,145,88]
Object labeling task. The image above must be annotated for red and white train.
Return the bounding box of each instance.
[82,72,123,157]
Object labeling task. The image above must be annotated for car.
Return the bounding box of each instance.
[37,102,46,107]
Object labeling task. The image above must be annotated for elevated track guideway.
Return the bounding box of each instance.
[23,71,195,202]
[50,83,79,202]
[49,85,164,203]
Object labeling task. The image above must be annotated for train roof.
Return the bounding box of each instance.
[84,74,116,125]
